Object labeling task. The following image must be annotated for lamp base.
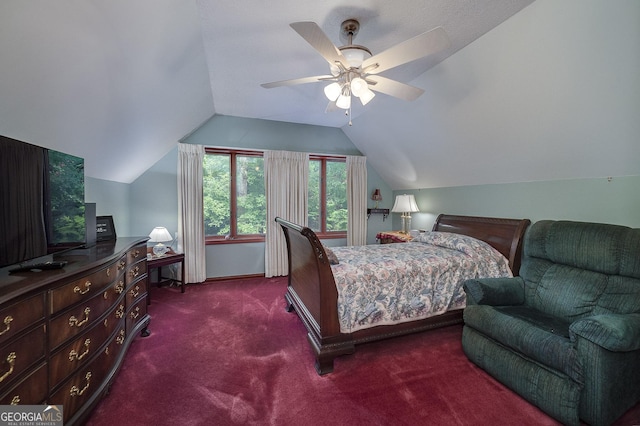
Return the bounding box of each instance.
[153,243,168,257]
[401,214,412,234]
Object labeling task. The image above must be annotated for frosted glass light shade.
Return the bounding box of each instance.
[358,87,375,105]
[336,94,351,109]
[324,82,342,101]
[350,77,367,97]
[341,47,371,68]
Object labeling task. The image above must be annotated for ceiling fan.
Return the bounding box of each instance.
[261,19,451,117]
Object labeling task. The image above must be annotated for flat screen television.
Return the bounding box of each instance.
[1,135,86,268]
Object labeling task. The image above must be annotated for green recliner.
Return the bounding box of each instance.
[462,220,640,426]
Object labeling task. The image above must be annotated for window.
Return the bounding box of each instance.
[203,149,347,243]
[308,156,347,237]
[203,148,265,242]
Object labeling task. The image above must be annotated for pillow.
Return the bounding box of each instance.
[323,246,339,265]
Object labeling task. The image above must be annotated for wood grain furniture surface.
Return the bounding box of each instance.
[0,237,150,425]
[275,214,531,375]
[147,249,185,303]
[376,231,413,244]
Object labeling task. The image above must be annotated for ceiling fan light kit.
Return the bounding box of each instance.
[261,18,451,124]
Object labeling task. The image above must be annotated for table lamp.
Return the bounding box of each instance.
[391,194,419,234]
[149,227,172,256]
[371,189,382,208]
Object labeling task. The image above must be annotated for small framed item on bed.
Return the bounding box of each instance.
[275,214,531,375]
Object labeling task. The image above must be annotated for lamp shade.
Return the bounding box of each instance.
[358,87,375,106]
[371,189,382,202]
[324,82,342,101]
[148,227,172,243]
[391,194,419,213]
[336,93,351,109]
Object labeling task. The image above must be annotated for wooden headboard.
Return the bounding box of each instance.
[432,214,531,275]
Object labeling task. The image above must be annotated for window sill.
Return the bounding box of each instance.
[206,236,265,245]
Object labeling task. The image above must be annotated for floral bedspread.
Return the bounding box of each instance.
[330,232,513,333]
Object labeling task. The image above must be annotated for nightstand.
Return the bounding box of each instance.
[147,249,185,303]
[376,231,413,244]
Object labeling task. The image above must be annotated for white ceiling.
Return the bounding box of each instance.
[198,0,534,128]
[2,1,639,189]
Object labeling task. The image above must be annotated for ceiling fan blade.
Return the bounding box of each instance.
[362,27,450,75]
[261,75,335,89]
[367,76,424,101]
[290,22,347,67]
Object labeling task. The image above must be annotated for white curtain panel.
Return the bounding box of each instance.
[177,143,206,284]
[264,150,309,277]
[347,155,367,246]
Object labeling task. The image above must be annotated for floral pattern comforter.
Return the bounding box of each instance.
[330,232,513,333]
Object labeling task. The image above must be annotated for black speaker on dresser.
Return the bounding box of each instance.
[85,202,97,247]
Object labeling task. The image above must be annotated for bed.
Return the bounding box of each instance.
[275,214,531,375]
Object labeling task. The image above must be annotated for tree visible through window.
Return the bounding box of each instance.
[308,157,347,235]
[203,149,346,243]
[203,148,265,241]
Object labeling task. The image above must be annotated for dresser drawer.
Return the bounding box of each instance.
[127,244,146,264]
[51,326,124,424]
[0,293,45,347]
[49,255,125,314]
[0,326,46,390]
[125,279,147,307]
[0,363,47,405]
[49,307,123,388]
[126,297,148,334]
[125,260,147,286]
[49,287,122,350]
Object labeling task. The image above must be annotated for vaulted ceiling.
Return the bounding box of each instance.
[1,1,638,189]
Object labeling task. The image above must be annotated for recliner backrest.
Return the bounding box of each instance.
[519,220,640,321]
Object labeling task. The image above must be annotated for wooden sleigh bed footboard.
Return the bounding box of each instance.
[275,214,531,375]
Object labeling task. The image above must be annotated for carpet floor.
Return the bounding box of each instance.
[86,277,640,426]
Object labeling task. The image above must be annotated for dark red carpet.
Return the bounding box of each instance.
[87,277,640,426]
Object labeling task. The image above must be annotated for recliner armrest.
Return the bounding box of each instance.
[570,313,640,352]
[463,276,525,306]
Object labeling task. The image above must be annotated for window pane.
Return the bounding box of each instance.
[203,154,230,236]
[326,161,347,231]
[236,156,266,235]
[308,160,320,231]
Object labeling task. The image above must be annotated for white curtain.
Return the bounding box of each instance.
[177,143,206,284]
[347,155,367,246]
[264,150,309,277]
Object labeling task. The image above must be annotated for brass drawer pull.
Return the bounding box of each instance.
[130,286,140,298]
[0,352,17,383]
[115,305,125,319]
[129,307,140,320]
[70,372,92,397]
[69,339,91,361]
[116,329,125,345]
[10,395,20,405]
[74,281,92,295]
[115,281,125,294]
[129,266,140,278]
[69,307,91,328]
[132,249,141,258]
[0,316,13,336]
[117,260,126,271]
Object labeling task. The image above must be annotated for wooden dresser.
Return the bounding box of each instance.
[0,237,150,425]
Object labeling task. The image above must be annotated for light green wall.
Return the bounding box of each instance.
[85,177,131,237]
[392,176,640,231]
[109,114,392,278]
